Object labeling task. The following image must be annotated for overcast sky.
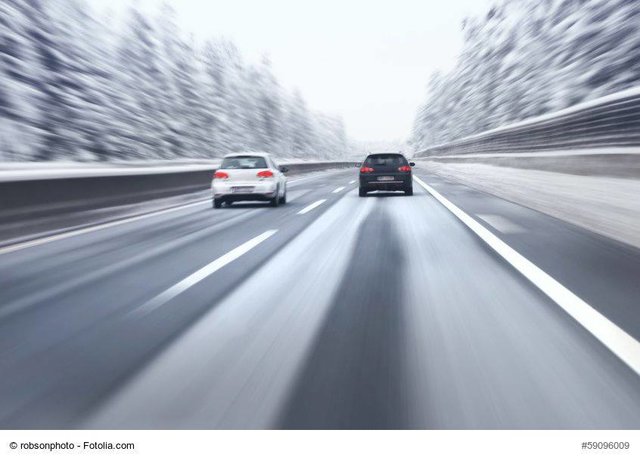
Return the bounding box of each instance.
[99,0,491,142]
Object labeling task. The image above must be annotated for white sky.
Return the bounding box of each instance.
[97,0,492,142]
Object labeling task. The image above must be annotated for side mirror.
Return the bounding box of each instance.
[409,162,415,167]
[279,166,289,173]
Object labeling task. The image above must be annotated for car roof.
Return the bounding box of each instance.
[224,151,271,158]
[367,152,403,155]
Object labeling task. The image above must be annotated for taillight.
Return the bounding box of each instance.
[214,171,229,179]
[257,170,274,178]
[398,166,411,172]
[360,166,374,173]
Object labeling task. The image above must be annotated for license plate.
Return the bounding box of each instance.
[377,176,394,181]
[231,186,253,193]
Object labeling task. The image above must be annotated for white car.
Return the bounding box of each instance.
[211,152,288,208]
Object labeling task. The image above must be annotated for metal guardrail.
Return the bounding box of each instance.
[417,87,640,157]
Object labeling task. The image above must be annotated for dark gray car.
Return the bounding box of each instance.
[359,153,414,197]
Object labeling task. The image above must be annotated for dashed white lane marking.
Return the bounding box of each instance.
[476,214,526,234]
[297,199,326,215]
[129,230,278,318]
[415,176,640,376]
[349,180,356,184]
[0,200,209,256]
[332,187,345,193]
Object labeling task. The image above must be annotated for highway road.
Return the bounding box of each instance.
[1,167,640,429]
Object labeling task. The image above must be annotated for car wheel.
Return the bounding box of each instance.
[213,198,222,208]
[270,187,280,207]
[405,186,413,196]
[279,188,287,205]
[359,187,367,197]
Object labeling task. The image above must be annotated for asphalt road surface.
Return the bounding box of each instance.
[1,168,640,429]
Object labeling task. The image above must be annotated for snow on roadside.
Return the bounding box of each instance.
[420,161,640,249]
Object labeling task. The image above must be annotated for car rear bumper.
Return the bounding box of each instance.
[359,174,412,191]
[215,193,276,202]
[212,181,277,200]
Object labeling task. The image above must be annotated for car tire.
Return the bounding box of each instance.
[279,188,287,205]
[213,198,222,208]
[359,187,367,197]
[270,187,280,207]
[405,186,413,196]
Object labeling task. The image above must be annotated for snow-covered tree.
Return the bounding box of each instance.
[411,0,640,150]
[0,0,348,161]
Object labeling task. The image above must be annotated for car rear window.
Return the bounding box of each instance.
[221,156,268,169]
[364,154,408,166]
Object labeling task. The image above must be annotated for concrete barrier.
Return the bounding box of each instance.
[424,151,640,179]
[0,161,357,222]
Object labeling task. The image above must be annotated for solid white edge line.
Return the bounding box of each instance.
[297,199,326,215]
[129,229,278,318]
[414,175,640,376]
[332,186,345,193]
[0,199,210,256]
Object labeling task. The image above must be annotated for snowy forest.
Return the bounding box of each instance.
[411,0,640,150]
[0,0,348,162]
